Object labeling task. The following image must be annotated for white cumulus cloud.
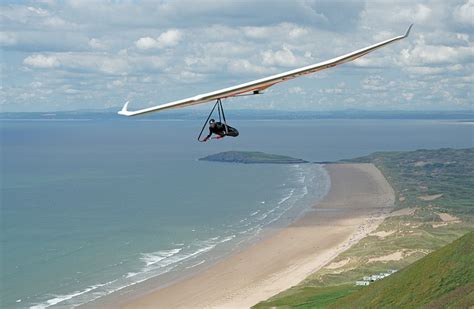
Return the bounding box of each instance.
[454,0,474,25]
[135,37,159,50]
[261,46,302,67]
[401,40,473,65]
[2,0,473,111]
[135,29,183,50]
[228,59,271,75]
[23,54,60,68]
[157,29,182,48]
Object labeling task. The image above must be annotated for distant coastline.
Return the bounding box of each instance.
[1,109,473,121]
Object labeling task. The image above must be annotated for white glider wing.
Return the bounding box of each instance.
[119,24,412,116]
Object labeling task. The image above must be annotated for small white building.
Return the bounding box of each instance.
[356,269,398,286]
[356,280,370,286]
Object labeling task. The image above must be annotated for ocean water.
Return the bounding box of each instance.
[1,119,472,308]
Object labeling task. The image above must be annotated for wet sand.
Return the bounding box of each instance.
[97,163,394,308]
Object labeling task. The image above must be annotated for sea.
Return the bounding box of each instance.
[1,118,472,308]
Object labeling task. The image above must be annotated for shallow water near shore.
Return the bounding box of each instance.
[1,119,472,308]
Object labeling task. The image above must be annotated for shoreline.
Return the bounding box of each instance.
[89,163,394,308]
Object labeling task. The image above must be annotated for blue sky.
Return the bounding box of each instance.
[0,0,472,112]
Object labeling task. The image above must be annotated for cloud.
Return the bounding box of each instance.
[454,0,474,26]
[42,16,69,28]
[261,46,306,67]
[228,59,272,75]
[319,82,346,94]
[22,52,148,75]
[135,29,183,50]
[88,38,107,50]
[242,23,309,41]
[157,29,182,47]
[23,54,60,68]
[171,70,207,83]
[135,37,159,50]
[0,32,17,46]
[289,86,305,94]
[402,92,414,101]
[400,39,473,65]
[2,0,473,111]
[361,75,395,91]
[2,5,79,31]
[106,79,125,89]
[26,6,48,16]
[405,64,464,75]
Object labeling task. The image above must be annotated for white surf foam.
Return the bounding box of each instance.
[30,283,108,309]
[185,260,206,269]
[141,248,183,267]
[30,165,331,309]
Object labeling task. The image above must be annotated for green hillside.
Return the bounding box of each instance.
[255,232,474,308]
[253,284,360,308]
[331,231,474,308]
[254,148,474,309]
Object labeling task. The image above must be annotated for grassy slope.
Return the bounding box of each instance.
[254,148,474,308]
[348,148,474,214]
[330,232,474,308]
[256,233,474,309]
[253,285,360,309]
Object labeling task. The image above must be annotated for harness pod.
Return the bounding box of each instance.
[197,99,229,142]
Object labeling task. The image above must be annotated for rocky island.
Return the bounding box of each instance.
[199,151,308,164]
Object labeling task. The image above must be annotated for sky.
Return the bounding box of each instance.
[0,0,473,112]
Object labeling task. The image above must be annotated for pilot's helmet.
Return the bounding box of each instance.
[209,119,216,124]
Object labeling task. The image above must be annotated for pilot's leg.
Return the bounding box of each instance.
[225,126,239,137]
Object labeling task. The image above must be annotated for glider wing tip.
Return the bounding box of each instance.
[404,24,414,38]
[118,101,133,116]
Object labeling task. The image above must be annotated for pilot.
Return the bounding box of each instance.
[202,119,239,141]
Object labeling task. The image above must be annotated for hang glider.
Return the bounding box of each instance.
[118,24,412,117]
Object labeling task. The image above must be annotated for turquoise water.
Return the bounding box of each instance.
[1,119,472,308]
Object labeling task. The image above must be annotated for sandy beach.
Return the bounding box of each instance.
[97,163,394,308]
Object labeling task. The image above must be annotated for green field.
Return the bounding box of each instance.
[331,232,474,308]
[254,148,474,308]
[256,232,473,308]
[347,148,474,214]
[253,285,360,309]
